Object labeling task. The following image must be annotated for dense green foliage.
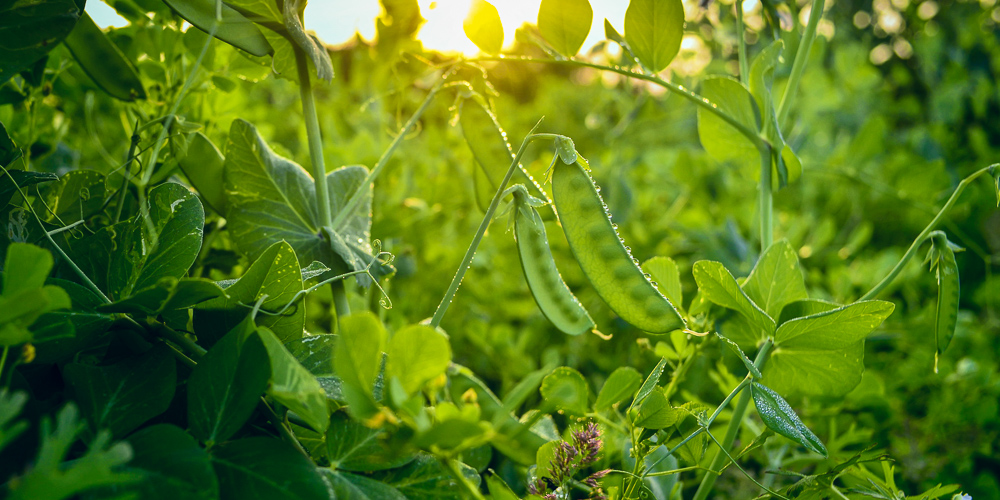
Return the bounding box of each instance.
[1,0,998,499]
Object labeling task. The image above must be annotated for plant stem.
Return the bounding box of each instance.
[735,0,750,85]
[692,339,773,500]
[329,280,350,327]
[777,0,826,126]
[442,457,486,500]
[113,121,141,224]
[295,49,333,228]
[860,165,996,300]
[330,67,456,231]
[429,123,542,328]
[760,145,774,252]
[260,397,311,460]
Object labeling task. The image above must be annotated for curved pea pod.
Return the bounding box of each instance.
[459,98,551,214]
[929,232,960,370]
[174,132,226,214]
[551,159,684,334]
[510,185,594,336]
[163,0,273,57]
[62,12,146,101]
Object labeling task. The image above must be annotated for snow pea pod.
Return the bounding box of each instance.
[551,159,684,333]
[510,185,594,336]
[930,232,960,364]
[163,0,272,57]
[63,13,145,101]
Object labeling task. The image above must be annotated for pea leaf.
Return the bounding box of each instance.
[537,0,593,57]
[34,170,107,224]
[464,0,504,55]
[324,470,407,500]
[1,170,57,207]
[125,424,219,500]
[386,324,451,396]
[595,366,642,411]
[742,240,807,320]
[751,382,827,456]
[540,366,589,416]
[335,312,387,420]
[762,342,865,398]
[642,256,683,314]
[0,0,82,84]
[98,277,228,315]
[778,299,841,325]
[693,260,775,336]
[211,437,331,500]
[633,357,668,408]
[258,326,330,435]
[188,316,270,444]
[774,300,895,348]
[633,390,681,429]
[64,345,176,438]
[371,454,481,500]
[697,77,760,171]
[285,334,343,401]
[624,0,685,72]
[326,412,415,472]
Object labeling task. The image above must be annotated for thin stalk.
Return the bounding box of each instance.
[295,49,332,228]
[735,0,750,85]
[0,347,9,385]
[429,123,542,328]
[760,145,774,252]
[704,428,788,499]
[777,0,826,126]
[331,67,457,231]
[260,398,311,460]
[329,279,350,325]
[442,457,486,500]
[861,165,996,300]
[113,121,141,224]
[692,340,773,500]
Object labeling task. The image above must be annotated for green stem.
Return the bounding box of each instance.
[442,458,485,500]
[0,347,9,387]
[330,67,456,231]
[760,145,774,252]
[735,0,750,85]
[777,0,826,126]
[260,398,311,459]
[429,123,542,328]
[113,121,141,224]
[692,340,773,500]
[295,49,332,228]
[329,280,350,328]
[860,165,996,300]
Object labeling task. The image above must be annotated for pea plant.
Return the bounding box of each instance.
[0,0,996,499]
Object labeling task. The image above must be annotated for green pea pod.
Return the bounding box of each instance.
[459,98,550,213]
[930,233,960,368]
[551,159,684,333]
[175,132,226,214]
[163,0,273,57]
[63,12,145,101]
[510,185,594,336]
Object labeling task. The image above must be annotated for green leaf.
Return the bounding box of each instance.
[0,244,72,346]
[211,437,331,500]
[750,382,827,456]
[537,0,593,57]
[31,279,114,363]
[326,412,415,472]
[485,473,519,500]
[0,0,82,84]
[696,77,760,171]
[624,0,685,72]
[195,241,305,346]
[501,366,550,413]
[284,334,343,400]
[762,342,865,398]
[372,454,481,500]
[335,312,387,419]
[774,300,895,348]
[188,316,270,444]
[633,357,668,408]
[98,277,228,315]
[464,0,504,55]
[633,390,680,429]
[34,169,107,224]
[742,240,807,320]
[176,131,227,214]
[778,299,841,325]
[3,241,54,294]
[595,366,642,411]
[257,326,330,435]
[324,470,407,500]
[693,260,775,336]
[64,345,176,438]
[642,256,683,313]
[386,324,452,396]
[0,389,28,453]
[540,366,589,416]
[163,0,272,57]
[126,424,219,500]
[748,40,801,189]
[715,332,762,379]
[1,170,57,207]
[63,12,146,101]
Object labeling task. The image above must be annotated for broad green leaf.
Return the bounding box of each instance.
[326,412,415,472]
[751,382,827,456]
[742,240,807,319]
[761,341,864,397]
[3,242,53,294]
[372,454,481,500]
[64,346,176,438]
[693,260,775,336]
[463,0,504,55]
[774,300,895,349]
[98,277,227,315]
[188,316,270,444]
[412,418,493,452]
[34,169,107,224]
[633,357,668,408]
[697,77,760,171]
[257,327,330,435]
[211,437,330,500]
[642,256,683,313]
[163,0,272,56]
[63,12,145,101]
[537,0,593,57]
[1,170,57,207]
[126,424,219,500]
[32,279,114,364]
[595,366,642,411]
[624,0,685,72]
[176,131,227,214]
[195,241,304,346]
[285,334,343,400]
[0,0,82,84]
[0,285,71,346]
[485,473,519,500]
[540,366,589,416]
[335,312,387,419]
[633,390,680,429]
[324,470,407,500]
[386,324,451,396]
[778,299,840,325]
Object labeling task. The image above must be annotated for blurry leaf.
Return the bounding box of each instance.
[501,366,550,413]
[595,366,642,411]
[280,0,333,81]
[300,261,331,281]
[188,316,270,444]
[326,412,415,472]
[750,382,827,456]
[0,390,28,452]
[742,240,807,319]
[537,0,593,57]
[163,0,272,56]
[464,0,504,55]
[485,473,519,500]
[0,0,82,84]
[693,260,775,336]
[624,0,685,72]
[335,312,387,420]
[604,18,625,45]
[63,12,145,101]
[98,277,227,315]
[540,366,589,416]
[284,333,343,400]
[642,256,683,313]
[633,390,680,429]
[258,326,330,435]
[211,437,330,500]
[176,131,227,214]
[697,77,760,171]
[386,324,451,396]
[324,470,407,500]
[554,136,577,164]
[126,424,219,500]
[64,346,176,438]
[372,454,481,500]
[1,170,57,207]
[34,170,107,224]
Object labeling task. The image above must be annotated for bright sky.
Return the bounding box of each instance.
[88,0,628,55]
